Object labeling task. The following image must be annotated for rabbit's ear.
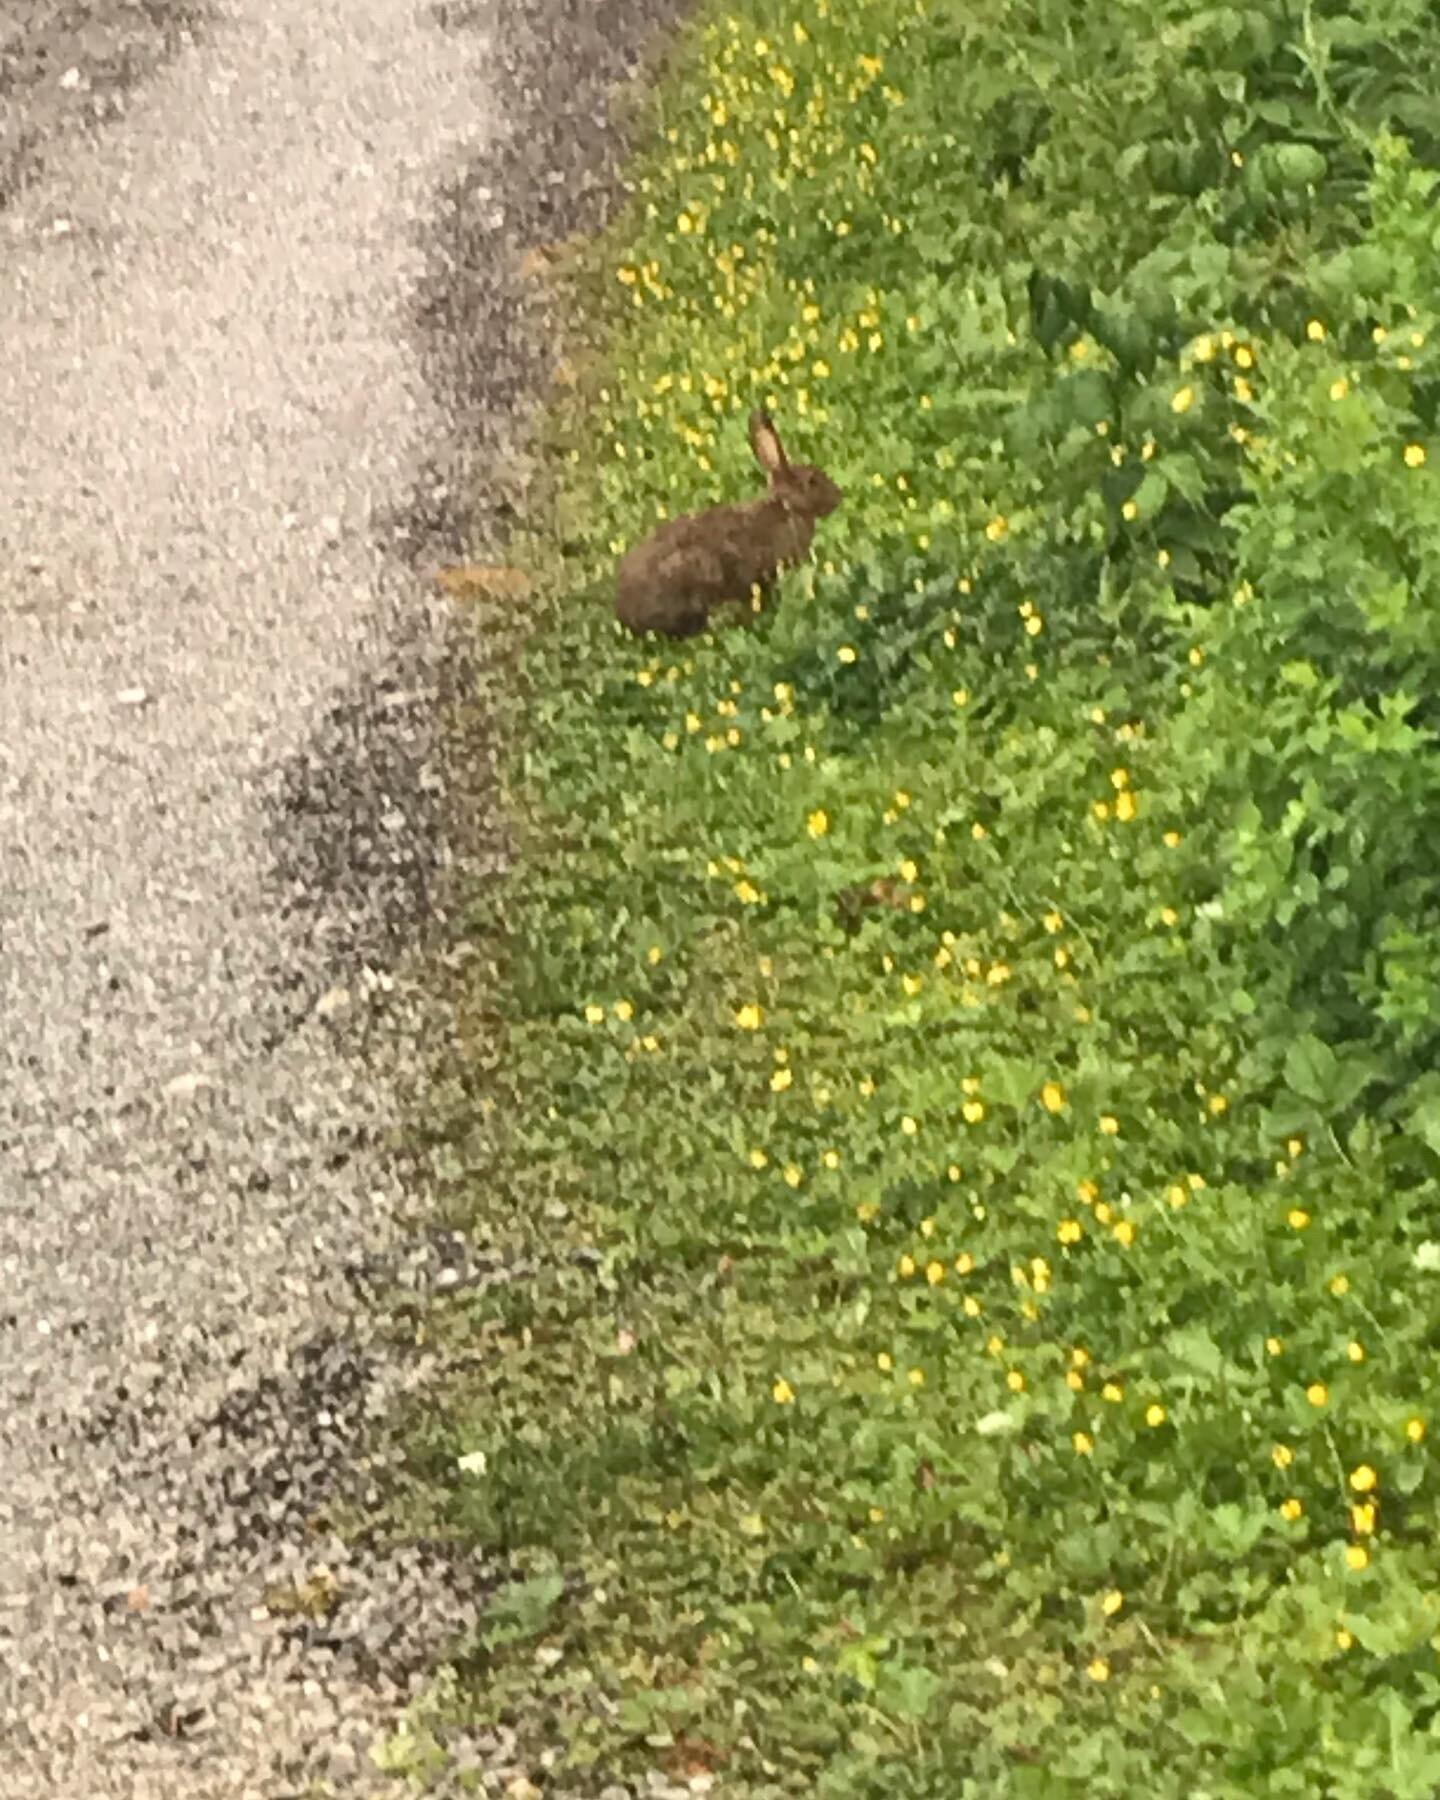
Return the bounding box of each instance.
[749,409,789,477]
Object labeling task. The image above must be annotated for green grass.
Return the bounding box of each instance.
[372,0,1440,1792]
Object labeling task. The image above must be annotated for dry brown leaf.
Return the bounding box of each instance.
[435,564,532,602]
[517,233,586,281]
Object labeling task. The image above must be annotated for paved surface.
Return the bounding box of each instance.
[0,0,686,1794]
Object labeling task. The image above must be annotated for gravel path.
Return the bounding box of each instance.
[0,0,686,1793]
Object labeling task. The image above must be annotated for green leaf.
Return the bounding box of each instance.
[1166,1325,1223,1377]
[1273,143,1328,188]
[1408,1096,1440,1159]
[982,1055,1047,1108]
[1284,1034,1338,1104]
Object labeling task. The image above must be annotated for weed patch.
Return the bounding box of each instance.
[387,1,1440,1792]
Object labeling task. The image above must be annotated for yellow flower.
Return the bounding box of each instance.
[772,1378,795,1405]
[900,1115,919,1137]
[954,1252,974,1274]
[908,1367,925,1387]
[1266,1336,1283,1356]
[1006,1370,1025,1393]
[1087,1659,1110,1682]
[783,1164,803,1189]
[925,1260,945,1286]
[807,809,829,838]
[1307,1382,1328,1408]
[749,1148,768,1169]
[1073,1432,1094,1456]
[1330,377,1349,401]
[1115,791,1138,822]
[1336,1628,1354,1651]
[735,880,762,904]
[1041,1081,1067,1114]
[1349,1464,1377,1494]
[770,1067,794,1092]
[1272,1444,1294,1469]
[1145,1403,1167,1428]
[735,1003,764,1031]
[1234,345,1254,369]
[1099,1114,1120,1136]
[1234,378,1253,404]
[1101,1590,1124,1617]
[962,1099,986,1124]
[1171,385,1196,414]
[1288,1209,1310,1230]
[1057,1219,1083,1245]
[897,1254,916,1278]
[1307,319,1327,342]
[1351,1503,1376,1536]
[1347,1340,1365,1364]
[837,645,858,664]
[1407,1418,1426,1443]
[1404,443,1427,468]
[985,515,1008,542]
[822,1149,840,1170]
[1113,1220,1137,1248]
[1345,1545,1369,1572]
[613,999,634,1021]
[1280,1498,1304,1522]
[583,1004,605,1024]
[877,1352,893,1371]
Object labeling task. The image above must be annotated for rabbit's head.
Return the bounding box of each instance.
[750,410,843,519]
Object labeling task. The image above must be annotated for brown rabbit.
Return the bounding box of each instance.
[615,410,842,638]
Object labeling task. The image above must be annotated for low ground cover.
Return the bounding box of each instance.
[376,1,1440,1791]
